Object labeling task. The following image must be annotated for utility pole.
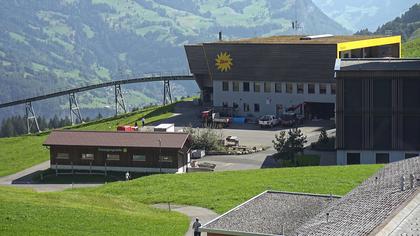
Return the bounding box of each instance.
[158,139,162,173]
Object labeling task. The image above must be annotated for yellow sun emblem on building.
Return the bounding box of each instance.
[215,52,233,72]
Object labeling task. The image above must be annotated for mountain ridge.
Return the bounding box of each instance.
[0,0,349,120]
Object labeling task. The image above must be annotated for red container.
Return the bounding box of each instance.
[117,125,134,132]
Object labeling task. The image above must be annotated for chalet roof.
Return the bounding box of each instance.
[43,130,190,149]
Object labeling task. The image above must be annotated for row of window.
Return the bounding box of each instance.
[346,152,418,164]
[56,153,173,162]
[222,81,336,95]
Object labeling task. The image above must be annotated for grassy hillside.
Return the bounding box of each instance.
[402,37,420,57]
[0,164,382,235]
[0,186,188,235]
[87,165,383,213]
[0,103,176,177]
[0,135,49,177]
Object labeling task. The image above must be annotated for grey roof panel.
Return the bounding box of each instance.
[295,156,420,236]
[201,191,339,236]
[335,58,420,71]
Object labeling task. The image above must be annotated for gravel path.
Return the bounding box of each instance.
[153,203,219,236]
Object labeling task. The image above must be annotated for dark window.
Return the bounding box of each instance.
[243,103,250,112]
[81,153,94,160]
[319,84,327,94]
[403,79,420,111]
[373,116,392,149]
[133,154,146,161]
[330,84,336,95]
[233,102,239,109]
[106,154,120,161]
[254,104,260,112]
[373,79,392,112]
[222,81,229,91]
[308,84,315,94]
[275,83,282,93]
[243,82,250,92]
[376,153,389,164]
[347,153,360,165]
[264,82,271,93]
[159,156,172,162]
[344,80,362,112]
[405,153,418,159]
[286,83,293,93]
[232,81,239,91]
[344,116,362,149]
[297,83,304,94]
[254,82,261,92]
[56,153,69,160]
[403,116,420,149]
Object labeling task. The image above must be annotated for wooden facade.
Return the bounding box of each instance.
[44,131,191,173]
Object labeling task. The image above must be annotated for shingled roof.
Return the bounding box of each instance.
[201,191,339,236]
[201,157,420,236]
[43,130,190,149]
[295,156,420,236]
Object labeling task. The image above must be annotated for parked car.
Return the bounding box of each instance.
[258,115,279,128]
[280,112,303,126]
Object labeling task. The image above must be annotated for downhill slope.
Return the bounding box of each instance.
[0,186,189,235]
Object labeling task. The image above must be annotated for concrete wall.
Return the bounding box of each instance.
[213,80,335,117]
[336,150,419,165]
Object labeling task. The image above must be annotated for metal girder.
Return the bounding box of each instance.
[25,102,40,134]
[0,74,193,109]
[114,84,126,116]
[163,80,173,105]
[69,93,83,125]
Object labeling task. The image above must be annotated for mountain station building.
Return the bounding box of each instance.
[335,58,420,165]
[185,35,401,119]
[43,130,191,173]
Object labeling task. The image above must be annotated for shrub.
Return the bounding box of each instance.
[272,128,307,162]
[317,128,329,144]
[185,127,224,151]
[311,131,336,151]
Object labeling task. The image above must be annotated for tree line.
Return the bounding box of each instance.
[0,114,103,137]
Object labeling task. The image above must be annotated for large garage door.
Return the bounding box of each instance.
[305,102,335,120]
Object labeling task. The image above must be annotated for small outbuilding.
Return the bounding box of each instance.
[154,123,175,132]
[43,130,191,173]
